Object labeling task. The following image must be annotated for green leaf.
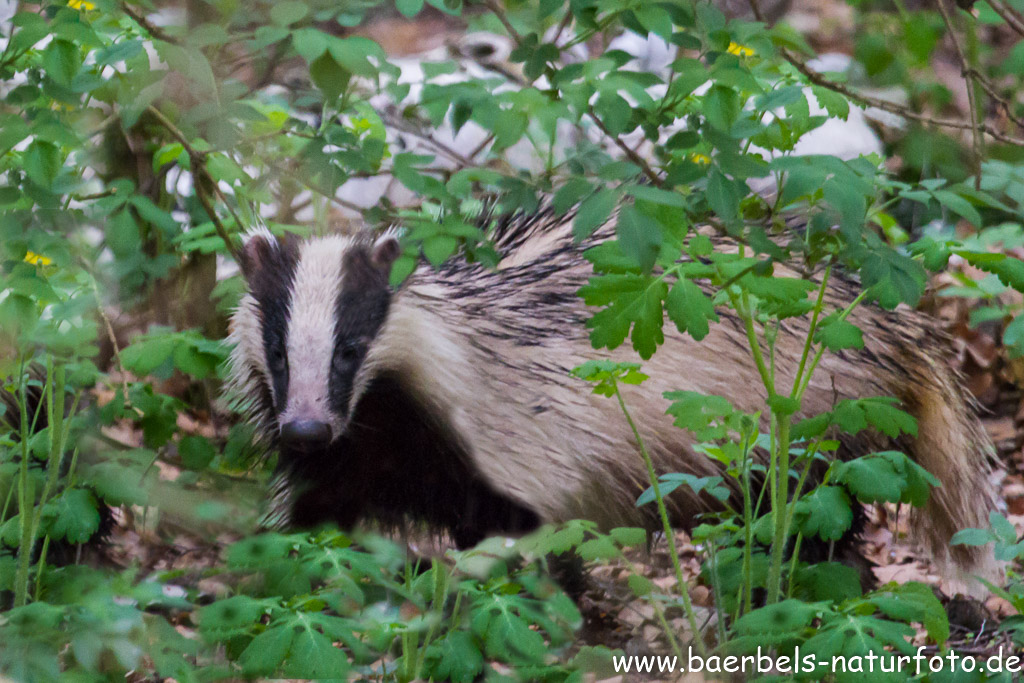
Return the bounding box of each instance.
[792,563,862,602]
[179,435,215,470]
[615,205,662,273]
[811,86,850,120]
[834,456,902,503]
[427,631,483,682]
[594,93,633,135]
[796,486,852,541]
[702,85,740,132]
[120,336,176,376]
[637,473,728,506]
[1003,314,1024,357]
[933,190,982,227]
[950,527,994,547]
[43,39,81,86]
[869,582,949,645]
[553,178,593,214]
[735,600,821,641]
[815,317,864,351]
[309,53,350,103]
[663,391,736,440]
[95,40,144,66]
[422,235,457,265]
[292,28,328,62]
[580,273,667,358]
[573,190,617,241]
[270,1,308,26]
[767,394,800,416]
[46,488,100,543]
[665,279,718,341]
[627,574,653,596]
[198,595,267,635]
[283,627,351,678]
[862,248,926,309]
[23,140,61,188]
[396,0,425,17]
[239,625,293,675]
[570,359,647,396]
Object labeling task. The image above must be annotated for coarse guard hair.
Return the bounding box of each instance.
[227,211,1004,597]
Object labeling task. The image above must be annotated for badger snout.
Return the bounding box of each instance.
[280,420,333,451]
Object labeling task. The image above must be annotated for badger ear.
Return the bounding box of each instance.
[239,231,296,284]
[342,234,402,291]
[370,234,401,270]
[239,232,277,281]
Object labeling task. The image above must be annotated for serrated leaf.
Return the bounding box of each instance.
[580,273,667,359]
[46,488,100,543]
[796,486,852,541]
[283,627,351,678]
[427,631,483,682]
[665,279,718,341]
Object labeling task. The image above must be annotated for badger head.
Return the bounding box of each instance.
[231,230,402,455]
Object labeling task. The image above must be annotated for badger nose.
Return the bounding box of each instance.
[280,420,332,449]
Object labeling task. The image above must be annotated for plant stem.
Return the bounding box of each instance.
[791,265,832,396]
[14,360,34,608]
[613,384,708,657]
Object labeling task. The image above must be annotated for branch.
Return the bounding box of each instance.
[587,109,663,186]
[120,3,180,44]
[988,0,1024,37]
[936,0,983,181]
[145,105,245,263]
[482,0,524,44]
[746,0,1024,146]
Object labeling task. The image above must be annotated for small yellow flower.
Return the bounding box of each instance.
[68,0,96,10]
[689,153,711,166]
[24,251,52,266]
[727,42,755,57]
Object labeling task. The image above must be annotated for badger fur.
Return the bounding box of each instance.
[227,209,1003,595]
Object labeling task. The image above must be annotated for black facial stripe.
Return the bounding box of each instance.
[328,244,393,418]
[249,242,300,415]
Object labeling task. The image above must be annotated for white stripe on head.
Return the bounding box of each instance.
[278,236,352,436]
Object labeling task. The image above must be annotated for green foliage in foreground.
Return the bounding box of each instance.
[4,0,1024,680]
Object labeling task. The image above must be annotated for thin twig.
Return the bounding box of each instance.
[936,0,983,184]
[587,110,663,185]
[483,0,524,44]
[551,6,574,46]
[931,0,1024,132]
[988,0,1024,37]
[120,3,180,44]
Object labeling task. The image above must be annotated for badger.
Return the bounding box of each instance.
[226,208,1003,596]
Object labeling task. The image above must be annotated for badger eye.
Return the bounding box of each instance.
[268,346,287,373]
[334,342,362,369]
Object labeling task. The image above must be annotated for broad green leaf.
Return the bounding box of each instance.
[665,279,718,340]
[573,190,617,241]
